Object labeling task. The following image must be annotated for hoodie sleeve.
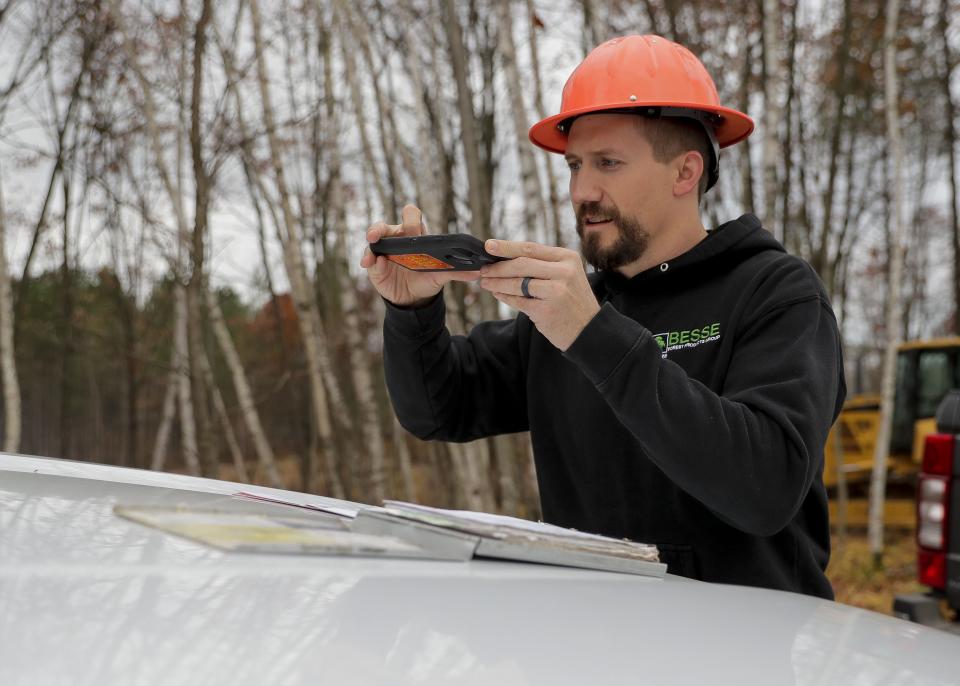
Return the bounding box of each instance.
[563,261,845,537]
[382,294,529,442]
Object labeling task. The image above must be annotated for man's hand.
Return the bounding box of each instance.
[479,239,600,351]
[361,204,481,307]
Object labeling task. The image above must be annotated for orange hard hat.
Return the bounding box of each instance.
[529,35,754,190]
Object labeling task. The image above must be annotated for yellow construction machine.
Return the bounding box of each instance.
[824,337,960,527]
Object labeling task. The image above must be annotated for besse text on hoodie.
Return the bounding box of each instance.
[382,214,846,598]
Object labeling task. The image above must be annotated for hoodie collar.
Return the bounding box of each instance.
[596,214,780,296]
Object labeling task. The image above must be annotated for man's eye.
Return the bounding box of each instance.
[600,158,620,168]
[567,160,580,171]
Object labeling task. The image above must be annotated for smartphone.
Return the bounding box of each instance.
[369,233,506,272]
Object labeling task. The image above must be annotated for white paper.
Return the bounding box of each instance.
[233,491,363,518]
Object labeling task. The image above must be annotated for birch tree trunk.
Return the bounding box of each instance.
[229,90,344,495]
[58,156,75,459]
[442,2,501,511]
[406,21,493,510]
[352,8,404,217]
[111,1,205,474]
[432,243,496,511]
[428,30,459,233]
[0,173,20,453]
[779,0,801,250]
[443,0,491,242]
[397,20,443,230]
[206,287,283,488]
[111,1,194,258]
[382,65,422,218]
[761,0,783,237]
[334,225,387,502]
[197,346,248,483]
[497,0,549,244]
[392,418,416,502]
[150,359,178,471]
[448,442,489,511]
[106,227,141,468]
[524,0,564,247]
[523,438,541,519]
[491,2,545,512]
[941,0,960,335]
[186,0,218,478]
[868,0,905,567]
[248,0,345,498]
[329,4,396,502]
[739,21,756,211]
[333,0,391,217]
[580,0,605,56]
[813,0,854,279]
[175,283,200,476]
[13,33,94,346]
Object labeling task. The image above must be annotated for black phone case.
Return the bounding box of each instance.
[369,234,506,271]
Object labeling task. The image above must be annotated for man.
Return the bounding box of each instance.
[361,35,845,598]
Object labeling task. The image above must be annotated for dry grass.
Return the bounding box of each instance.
[827,528,925,615]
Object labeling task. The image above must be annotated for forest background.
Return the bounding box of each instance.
[0,0,957,533]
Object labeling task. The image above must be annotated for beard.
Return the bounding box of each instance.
[575,201,650,271]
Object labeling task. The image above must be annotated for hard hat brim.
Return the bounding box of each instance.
[528,101,755,154]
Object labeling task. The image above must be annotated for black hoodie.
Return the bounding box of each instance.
[382,214,846,598]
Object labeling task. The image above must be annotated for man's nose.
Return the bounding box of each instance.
[570,170,603,206]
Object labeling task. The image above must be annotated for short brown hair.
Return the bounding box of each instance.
[633,116,713,202]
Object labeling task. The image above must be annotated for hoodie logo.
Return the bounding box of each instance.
[653,323,721,358]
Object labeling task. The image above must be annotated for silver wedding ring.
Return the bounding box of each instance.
[521,276,534,299]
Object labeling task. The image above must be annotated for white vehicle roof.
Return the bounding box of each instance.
[1,453,957,686]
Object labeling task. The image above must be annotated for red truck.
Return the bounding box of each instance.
[894,389,960,633]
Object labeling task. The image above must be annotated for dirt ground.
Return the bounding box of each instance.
[827,528,926,615]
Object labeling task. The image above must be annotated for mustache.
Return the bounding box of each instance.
[576,202,622,234]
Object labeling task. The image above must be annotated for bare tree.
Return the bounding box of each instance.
[247,0,346,497]
[150,360,179,472]
[0,169,20,453]
[761,0,783,236]
[333,0,392,217]
[110,0,202,472]
[580,0,606,56]
[186,0,218,477]
[497,0,549,244]
[779,0,800,250]
[392,20,442,228]
[940,0,960,334]
[868,0,905,567]
[737,8,757,212]
[13,19,95,343]
[811,0,854,288]
[175,282,200,475]
[392,417,416,501]
[198,344,248,483]
[524,0,564,246]
[206,286,283,488]
[442,0,492,244]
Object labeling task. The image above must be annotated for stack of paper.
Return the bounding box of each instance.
[116,496,666,577]
[232,491,362,518]
[114,506,445,559]
[351,501,665,578]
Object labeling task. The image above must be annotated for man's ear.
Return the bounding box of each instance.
[673,151,704,198]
